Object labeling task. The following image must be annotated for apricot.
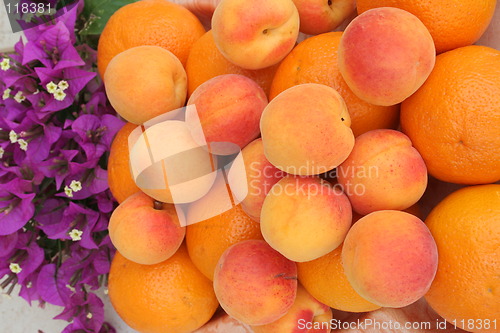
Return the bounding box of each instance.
[293,0,356,35]
[213,240,297,326]
[342,210,438,308]
[338,7,435,106]
[261,176,352,262]
[211,0,299,69]
[108,192,185,265]
[251,285,332,333]
[104,46,187,124]
[186,74,267,155]
[337,129,427,215]
[260,83,354,175]
[237,138,286,221]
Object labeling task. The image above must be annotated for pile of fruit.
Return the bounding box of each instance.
[99,0,499,332]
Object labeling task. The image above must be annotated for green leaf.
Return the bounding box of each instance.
[80,0,139,35]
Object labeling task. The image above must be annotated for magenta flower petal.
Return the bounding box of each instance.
[58,290,106,332]
[95,193,115,213]
[36,199,67,238]
[93,244,113,275]
[0,179,35,236]
[78,292,105,332]
[60,320,86,332]
[35,66,96,112]
[89,166,109,195]
[78,211,100,250]
[22,0,75,41]
[23,21,85,70]
[55,305,78,323]
[36,67,96,93]
[16,242,44,284]
[100,114,126,146]
[23,23,69,67]
[20,123,63,164]
[37,263,70,306]
[0,232,18,257]
[19,274,41,305]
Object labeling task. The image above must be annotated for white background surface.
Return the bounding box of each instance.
[0,1,22,52]
[0,286,136,332]
[0,1,499,333]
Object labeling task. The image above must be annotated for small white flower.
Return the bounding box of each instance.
[33,89,39,95]
[9,263,22,274]
[103,289,109,295]
[2,88,11,100]
[86,313,93,319]
[26,282,32,288]
[64,185,73,198]
[14,91,25,103]
[0,58,10,71]
[66,284,76,292]
[18,139,28,151]
[58,80,69,91]
[68,229,83,241]
[0,147,4,159]
[46,81,58,93]
[9,130,18,143]
[69,180,82,192]
[53,89,66,101]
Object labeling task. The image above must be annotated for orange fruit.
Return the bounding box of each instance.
[297,244,381,313]
[400,45,500,185]
[108,122,141,203]
[108,245,219,333]
[97,0,205,78]
[186,204,263,280]
[425,184,500,333]
[186,30,280,97]
[356,0,496,53]
[269,32,399,137]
